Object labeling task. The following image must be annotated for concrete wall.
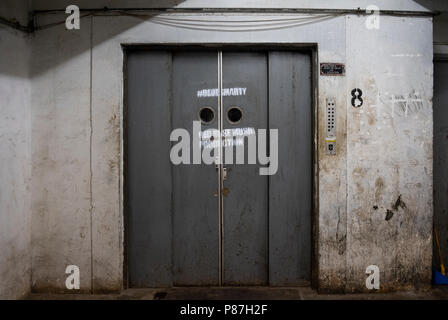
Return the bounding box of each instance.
[0,1,32,299]
[28,0,434,293]
[346,16,433,292]
[30,20,93,293]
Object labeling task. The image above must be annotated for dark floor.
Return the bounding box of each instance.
[28,286,448,300]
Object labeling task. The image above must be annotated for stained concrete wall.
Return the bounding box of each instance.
[27,0,434,293]
[0,1,32,300]
[30,21,93,293]
[346,16,433,292]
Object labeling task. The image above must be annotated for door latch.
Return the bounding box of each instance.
[223,167,228,180]
[215,165,230,180]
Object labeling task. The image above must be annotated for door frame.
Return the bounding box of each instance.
[122,43,319,289]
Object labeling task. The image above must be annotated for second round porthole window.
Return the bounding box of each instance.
[227,107,243,124]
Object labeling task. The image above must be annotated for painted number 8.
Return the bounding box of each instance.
[351,88,363,108]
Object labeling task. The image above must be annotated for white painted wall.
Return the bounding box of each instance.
[0,2,31,299]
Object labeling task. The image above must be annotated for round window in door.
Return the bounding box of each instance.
[226,106,243,125]
[198,107,215,125]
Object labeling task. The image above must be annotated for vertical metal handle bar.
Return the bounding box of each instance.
[217,51,224,286]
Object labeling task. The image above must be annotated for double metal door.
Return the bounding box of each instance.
[126,49,312,287]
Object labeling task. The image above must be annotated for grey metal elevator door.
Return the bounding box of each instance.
[126,49,311,287]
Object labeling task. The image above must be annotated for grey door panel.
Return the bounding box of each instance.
[222,52,269,285]
[268,51,312,284]
[172,51,219,285]
[127,51,173,287]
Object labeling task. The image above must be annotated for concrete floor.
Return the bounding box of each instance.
[27,286,448,300]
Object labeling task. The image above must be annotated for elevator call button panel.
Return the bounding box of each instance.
[326,99,336,155]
